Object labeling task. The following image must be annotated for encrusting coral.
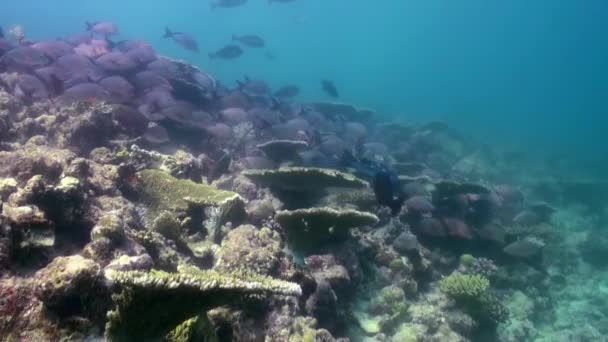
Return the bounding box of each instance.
[104,266,301,341]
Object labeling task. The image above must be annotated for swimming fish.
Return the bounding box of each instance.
[209,44,243,60]
[0,26,3,38]
[163,27,199,52]
[321,79,339,98]
[232,34,265,48]
[86,21,119,36]
[342,151,404,215]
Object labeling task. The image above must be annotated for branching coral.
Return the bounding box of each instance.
[104,267,301,341]
[439,273,508,327]
[439,274,490,299]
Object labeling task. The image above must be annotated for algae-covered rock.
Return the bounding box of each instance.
[243,167,368,192]
[217,225,282,275]
[34,255,108,324]
[104,267,301,341]
[166,315,215,342]
[276,207,379,251]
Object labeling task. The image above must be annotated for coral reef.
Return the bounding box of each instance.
[0,22,600,342]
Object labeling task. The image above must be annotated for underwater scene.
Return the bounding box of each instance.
[1,0,607,341]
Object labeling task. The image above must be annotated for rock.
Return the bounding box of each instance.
[34,255,108,323]
[216,225,282,275]
[305,254,351,293]
[104,254,154,273]
[0,177,18,199]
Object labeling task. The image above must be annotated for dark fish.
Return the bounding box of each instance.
[273,85,299,99]
[373,169,405,215]
[232,34,265,48]
[211,0,247,9]
[342,151,404,215]
[269,0,297,4]
[321,80,339,98]
[163,27,199,52]
[0,26,3,39]
[209,44,243,60]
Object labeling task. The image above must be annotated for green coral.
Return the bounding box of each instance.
[275,207,379,251]
[104,268,301,341]
[460,254,475,268]
[440,273,508,327]
[166,315,216,342]
[439,274,489,299]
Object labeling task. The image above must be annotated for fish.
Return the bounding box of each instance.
[209,44,243,60]
[163,27,199,52]
[273,85,299,99]
[321,80,339,98]
[211,0,247,9]
[503,237,545,258]
[0,26,3,38]
[86,21,119,36]
[232,34,265,48]
[269,0,297,4]
[341,151,404,214]
[373,169,405,215]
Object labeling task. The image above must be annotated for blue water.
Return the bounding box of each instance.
[3,0,607,160]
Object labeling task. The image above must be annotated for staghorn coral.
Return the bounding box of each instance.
[275,207,379,251]
[440,273,508,327]
[104,267,301,341]
[439,273,490,299]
